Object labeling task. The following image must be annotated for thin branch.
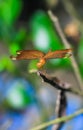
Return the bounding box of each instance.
[53,90,67,130]
[38,71,83,96]
[31,108,83,130]
[48,10,83,91]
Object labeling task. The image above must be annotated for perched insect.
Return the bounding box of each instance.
[10,49,72,68]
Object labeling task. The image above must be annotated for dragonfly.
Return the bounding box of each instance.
[10,49,72,68]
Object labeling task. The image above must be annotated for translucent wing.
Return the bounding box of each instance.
[10,50,45,60]
[44,49,72,59]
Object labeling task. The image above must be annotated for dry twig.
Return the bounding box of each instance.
[38,71,83,96]
[31,108,83,130]
[48,10,83,91]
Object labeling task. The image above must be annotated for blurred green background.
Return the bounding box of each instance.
[0,0,83,130]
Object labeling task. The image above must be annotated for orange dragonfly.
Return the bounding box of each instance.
[10,49,72,68]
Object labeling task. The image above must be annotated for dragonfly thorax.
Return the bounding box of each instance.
[37,58,46,68]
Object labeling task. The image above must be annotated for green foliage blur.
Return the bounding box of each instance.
[0,0,83,78]
[0,1,83,129]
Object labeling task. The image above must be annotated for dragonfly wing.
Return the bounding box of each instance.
[44,49,72,59]
[10,50,45,60]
